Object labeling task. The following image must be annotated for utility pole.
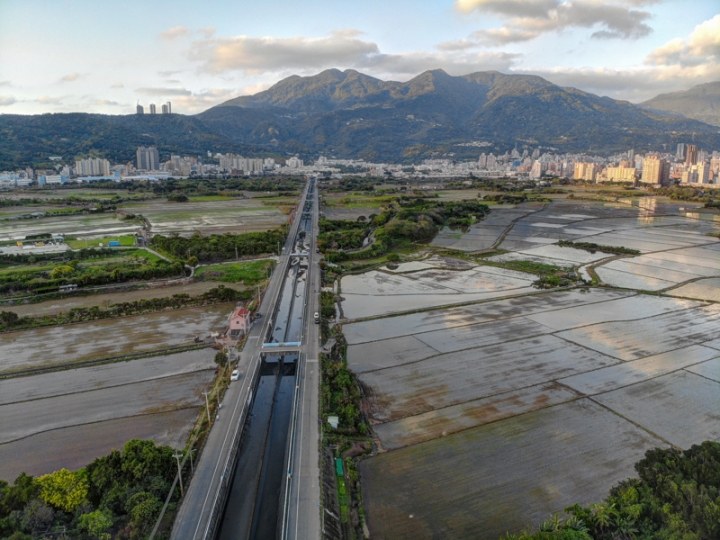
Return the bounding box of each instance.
[173,452,184,497]
[277,241,280,256]
[235,245,238,261]
[202,391,211,423]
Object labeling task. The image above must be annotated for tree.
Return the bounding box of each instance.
[214,351,228,367]
[386,253,400,262]
[37,469,88,513]
[357,215,367,222]
[78,509,113,540]
[0,311,20,327]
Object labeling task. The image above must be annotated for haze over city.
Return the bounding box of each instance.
[1,0,719,114]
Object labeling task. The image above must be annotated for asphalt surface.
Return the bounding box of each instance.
[170,180,321,540]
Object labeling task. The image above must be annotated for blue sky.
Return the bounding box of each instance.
[0,0,718,114]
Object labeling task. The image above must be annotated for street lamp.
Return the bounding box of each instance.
[173,452,184,497]
[202,391,211,423]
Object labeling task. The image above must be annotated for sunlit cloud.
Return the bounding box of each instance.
[110,82,124,88]
[160,25,190,40]
[136,87,193,96]
[454,0,657,45]
[61,73,81,82]
[35,96,64,104]
[0,96,16,106]
[198,27,216,38]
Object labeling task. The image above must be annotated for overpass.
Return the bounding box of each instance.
[170,179,321,540]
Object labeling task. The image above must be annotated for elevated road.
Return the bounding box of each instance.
[170,180,315,540]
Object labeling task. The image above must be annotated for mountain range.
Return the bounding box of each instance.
[1,69,719,170]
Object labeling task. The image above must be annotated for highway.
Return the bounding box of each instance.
[170,178,321,540]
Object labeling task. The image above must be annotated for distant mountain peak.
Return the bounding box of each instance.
[641,81,720,126]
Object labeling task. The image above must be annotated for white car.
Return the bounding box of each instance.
[230,370,240,381]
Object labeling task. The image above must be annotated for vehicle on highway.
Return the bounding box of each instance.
[230,369,240,381]
[314,312,320,324]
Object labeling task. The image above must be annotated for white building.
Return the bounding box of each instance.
[75,158,110,177]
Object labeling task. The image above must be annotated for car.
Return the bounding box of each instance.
[314,312,320,323]
[230,370,240,381]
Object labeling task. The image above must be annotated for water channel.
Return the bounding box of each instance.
[216,188,314,540]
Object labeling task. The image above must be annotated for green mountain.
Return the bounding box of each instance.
[202,69,720,160]
[0,113,259,170]
[2,69,719,170]
[641,81,720,127]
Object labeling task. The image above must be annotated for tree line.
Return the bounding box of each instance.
[0,439,183,540]
[151,230,286,264]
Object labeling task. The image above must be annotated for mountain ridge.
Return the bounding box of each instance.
[641,81,720,127]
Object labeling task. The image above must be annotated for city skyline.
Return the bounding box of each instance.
[0,0,718,115]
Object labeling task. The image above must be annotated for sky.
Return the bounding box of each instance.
[0,0,718,115]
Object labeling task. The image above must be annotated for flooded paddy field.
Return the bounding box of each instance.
[0,349,215,481]
[430,205,541,252]
[1,281,223,317]
[669,277,720,301]
[0,303,231,373]
[122,198,290,236]
[351,285,720,538]
[341,265,536,319]
[360,399,665,540]
[0,409,197,481]
[0,213,138,242]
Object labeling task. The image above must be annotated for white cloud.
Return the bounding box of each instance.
[61,72,81,82]
[238,82,272,95]
[136,87,193,96]
[0,81,10,87]
[454,0,656,45]
[111,82,124,88]
[189,29,520,78]
[161,26,191,40]
[198,27,215,38]
[0,96,16,106]
[645,14,720,67]
[190,29,380,74]
[170,88,238,113]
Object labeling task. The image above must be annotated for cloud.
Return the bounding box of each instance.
[35,96,63,104]
[61,72,81,82]
[198,27,215,38]
[0,96,16,106]
[170,88,239,113]
[161,26,191,40]
[158,70,183,77]
[111,83,124,88]
[455,0,656,45]
[645,13,720,67]
[0,81,10,87]
[238,82,272,95]
[136,87,193,96]
[189,28,520,78]
[190,29,380,74]
[93,99,121,106]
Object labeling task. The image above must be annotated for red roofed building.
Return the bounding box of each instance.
[228,307,250,337]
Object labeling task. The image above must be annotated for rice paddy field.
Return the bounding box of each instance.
[0,303,231,373]
[340,198,720,540]
[0,349,216,480]
[122,198,290,236]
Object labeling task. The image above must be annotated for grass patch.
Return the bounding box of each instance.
[495,260,568,275]
[67,235,136,249]
[195,259,274,284]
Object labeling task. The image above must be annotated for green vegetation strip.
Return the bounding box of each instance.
[195,259,274,285]
[557,240,640,255]
[66,235,136,249]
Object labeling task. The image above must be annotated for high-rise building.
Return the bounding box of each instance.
[161,102,172,114]
[604,164,636,182]
[149,103,156,114]
[676,143,686,161]
[136,146,160,171]
[75,158,111,177]
[573,162,597,182]
[136,103,144,115]
[685,144,698,165]
[530,160,545,179]
[641,155,670,186]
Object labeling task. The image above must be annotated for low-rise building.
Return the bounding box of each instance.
[228,307,251,338]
